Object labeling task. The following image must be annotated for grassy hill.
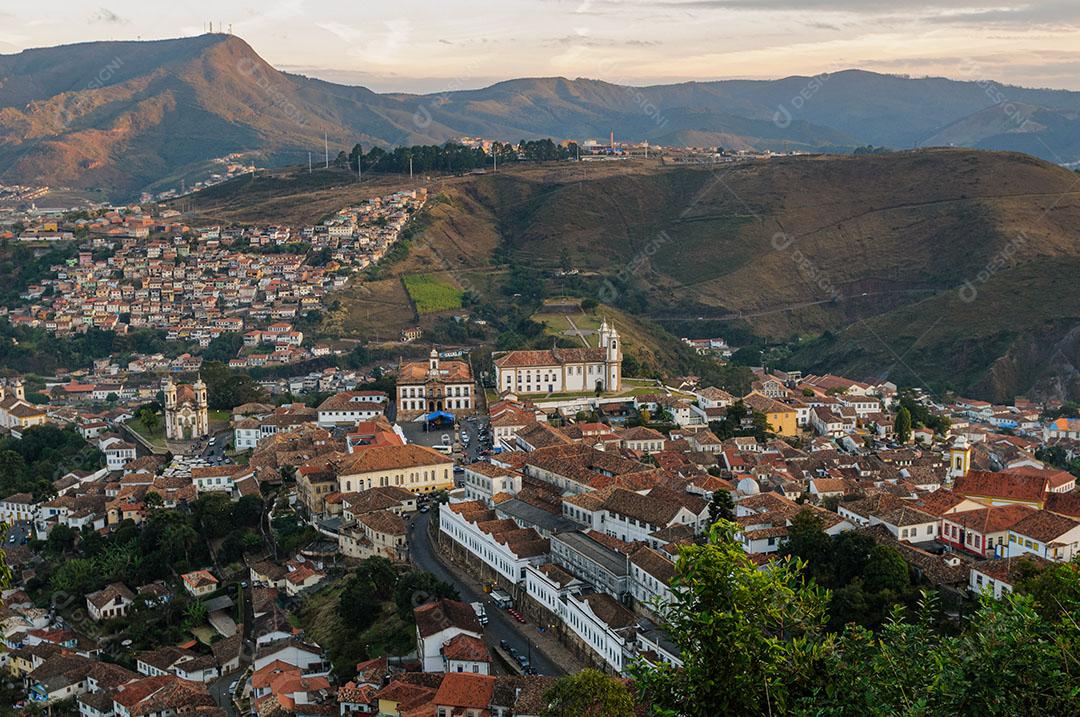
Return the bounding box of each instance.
[384,150,1080,401]
[175,149,1080,401]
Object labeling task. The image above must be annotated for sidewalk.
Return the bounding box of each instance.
[426,522,587,674]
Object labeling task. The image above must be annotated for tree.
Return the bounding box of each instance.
[632,520,833,716]
[45,524,76,556]
[339,572,382,633]
[861,544,909,594]
[542,669,636,717]
[137,405,160,434]
[707,490,735,526]
[813,590,1080,716]
[394,571,459,620]
[51,558,100,596]
[143,491,164,511]
[894,406,912,444]
[233,495,265,528]
[782,510,833,583]
[1014,559,1080,622]
[184,599,208,627]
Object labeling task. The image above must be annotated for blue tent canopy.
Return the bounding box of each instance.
[424,410,455,423]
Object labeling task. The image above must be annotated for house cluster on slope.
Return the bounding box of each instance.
[4,190,424,359]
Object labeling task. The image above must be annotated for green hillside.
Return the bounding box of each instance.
[182,148,1080,402]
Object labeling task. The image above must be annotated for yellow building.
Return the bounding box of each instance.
[335,444,454,495]
[743,391,798,437]
[0,379,47,432]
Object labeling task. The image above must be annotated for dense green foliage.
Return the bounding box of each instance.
[708,400,771,441]
[0,241,78,308]
[633,519,1080,716]
[347,139,579,175]
[0,320,173,374]
[304,560,458,671]
[898,390,951,435]
[200,361,267,409]
[542,669,636,717]
[43,493,264,605]
[782,511,917,631]
[895,405,913,443]
[1035,444,1080,479]
[0,425,104,499]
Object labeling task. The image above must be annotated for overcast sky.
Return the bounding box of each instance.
[4,1,1080,92]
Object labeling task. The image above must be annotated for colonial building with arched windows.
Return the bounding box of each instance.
[395,349,476,420]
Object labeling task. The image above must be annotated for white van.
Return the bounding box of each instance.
[470,601,488,625]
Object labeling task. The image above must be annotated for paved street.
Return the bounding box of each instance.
[409,510,565,677]
[3,521,32,545]
[460,416,490,463]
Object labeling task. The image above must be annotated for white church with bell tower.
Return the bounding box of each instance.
[492,319,623,395]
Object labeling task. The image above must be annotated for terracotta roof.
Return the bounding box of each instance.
[1009,510,1080,542]
[579,592,637,629]
[944,505,1035,534]
[414,599,482,638]
[973,554,1054,583]
[441,633,490,662]
[955,470,1049,504]
[911,488,971,516]
[397,359,472,384]
[86,582,135,610]
[358,509,406,536]
[874,505,939,527]
[603,487,688,527]
[335,444,450,475]
[493,348,605,368]
[1008,465,1076,490]
[1045,491,1080,518]
[630,546,676,584]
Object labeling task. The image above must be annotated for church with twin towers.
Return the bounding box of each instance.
[492,320,622,395]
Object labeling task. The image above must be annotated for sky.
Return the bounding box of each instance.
[3,1,1080,93]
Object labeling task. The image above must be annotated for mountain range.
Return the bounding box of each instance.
[5,34,1080,197]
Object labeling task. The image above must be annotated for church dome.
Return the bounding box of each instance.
[736,477,761,496]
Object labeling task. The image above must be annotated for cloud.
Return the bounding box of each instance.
[926,1,1080,26]
[91,7,126,24]
[642,0,1080,23]
[543,34,660,47]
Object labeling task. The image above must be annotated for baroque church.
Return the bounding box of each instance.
[164,377,209,441]
[493,320,622,395]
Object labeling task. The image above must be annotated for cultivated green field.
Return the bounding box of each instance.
[403,273,464,314]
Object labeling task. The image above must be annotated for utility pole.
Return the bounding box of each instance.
[308,152,312,173]
[324,133,329,169]
[409,156,413,180]
[493,148,497,173]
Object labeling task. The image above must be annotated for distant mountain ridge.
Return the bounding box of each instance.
[4,34,1080,196]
